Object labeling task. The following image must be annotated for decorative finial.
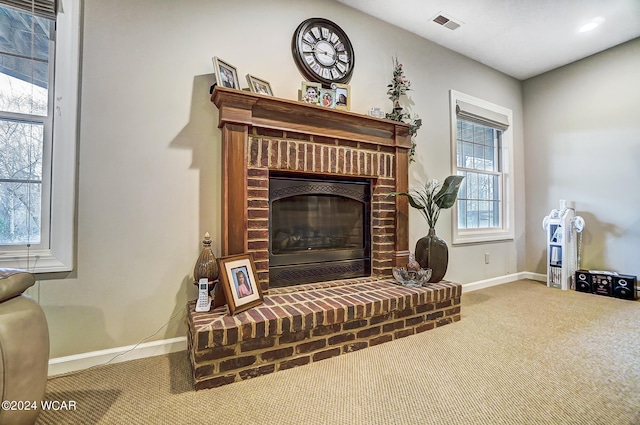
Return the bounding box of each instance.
[194,231,219,285]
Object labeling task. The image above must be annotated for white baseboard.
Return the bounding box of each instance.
[48,336,187,376]
[462,271,546,293]
[47,272,549,376]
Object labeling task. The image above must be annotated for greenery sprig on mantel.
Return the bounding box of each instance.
[385,57,422,163]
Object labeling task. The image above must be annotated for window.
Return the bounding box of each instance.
[450,90,514,244]
[0,0,79,272]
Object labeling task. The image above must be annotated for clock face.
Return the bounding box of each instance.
[292,18,354,86]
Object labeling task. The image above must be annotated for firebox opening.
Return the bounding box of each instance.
[269,172,371,287]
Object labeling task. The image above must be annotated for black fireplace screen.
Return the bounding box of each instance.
[269,175,371,287]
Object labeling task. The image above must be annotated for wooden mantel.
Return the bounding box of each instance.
[212,87,412,148]
[211,86,412,287]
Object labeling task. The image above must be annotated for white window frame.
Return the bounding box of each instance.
[449,90,515,245]
[0,0,80,272]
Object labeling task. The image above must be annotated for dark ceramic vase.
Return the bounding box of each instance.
[415,228,448,283]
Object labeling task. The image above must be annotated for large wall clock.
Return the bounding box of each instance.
[292,18,355,86]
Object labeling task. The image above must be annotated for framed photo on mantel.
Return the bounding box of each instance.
[319,88,336,108]
[246,74,273,96]
[300,81,321,104]
[212,57,240,90]
[333,83,350,111]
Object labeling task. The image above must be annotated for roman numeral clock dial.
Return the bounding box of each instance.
[292,18,355,86]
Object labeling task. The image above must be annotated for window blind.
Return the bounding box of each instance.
[1,0,56,20]
[456,100,510,131]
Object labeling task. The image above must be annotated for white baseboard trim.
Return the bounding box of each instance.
[462,271,546,293]
[48,272,549,376]
[48,336,187,376]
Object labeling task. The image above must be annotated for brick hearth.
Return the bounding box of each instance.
[188,278,461,390]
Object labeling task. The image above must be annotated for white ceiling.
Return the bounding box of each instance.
[336,0,640,80]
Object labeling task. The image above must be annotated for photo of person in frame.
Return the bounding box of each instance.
[302,84,320,104]
[319,88,335,108]
[322,92,333,107]
[220,66,236,89]
[336,90,347,107]
[254,82,269,95]
[232,266,253,298]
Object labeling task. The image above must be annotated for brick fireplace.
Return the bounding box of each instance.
[186,88,462,390]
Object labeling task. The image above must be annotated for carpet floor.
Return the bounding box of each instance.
[36,280,640,424]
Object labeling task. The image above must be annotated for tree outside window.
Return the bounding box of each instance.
[0,5,51,247]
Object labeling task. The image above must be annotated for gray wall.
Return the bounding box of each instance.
[523,38,640,277]
[28,0,524,359]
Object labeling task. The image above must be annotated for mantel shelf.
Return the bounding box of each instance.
[211,87,411,148]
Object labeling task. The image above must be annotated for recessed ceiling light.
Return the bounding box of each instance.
[579,22,598,32]
[579,17,605,32]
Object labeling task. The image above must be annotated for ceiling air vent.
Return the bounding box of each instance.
[432,13,462,30]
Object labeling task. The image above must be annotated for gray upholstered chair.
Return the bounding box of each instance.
[0,268,49,425]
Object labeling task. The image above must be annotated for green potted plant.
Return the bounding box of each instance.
[391,175,464,282]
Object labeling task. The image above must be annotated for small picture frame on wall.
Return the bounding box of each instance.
[246,74,273,96]
[300,81,322,104]
[333,83,350,111]
[217,253,264,315]
[319,88,336,108]
[212,57,240,90]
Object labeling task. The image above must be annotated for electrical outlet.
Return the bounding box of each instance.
[484,253,490,264]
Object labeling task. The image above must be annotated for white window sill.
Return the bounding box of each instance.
[452,229,514,245]
[0,248,73,273]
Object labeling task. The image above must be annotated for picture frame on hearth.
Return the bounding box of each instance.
[246,74,273,96]
[217,253,264,315]
[212,57,240,90]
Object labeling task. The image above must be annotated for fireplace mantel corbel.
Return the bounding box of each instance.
[212,86,411,288]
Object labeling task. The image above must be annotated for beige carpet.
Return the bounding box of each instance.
[36,280,640,424]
